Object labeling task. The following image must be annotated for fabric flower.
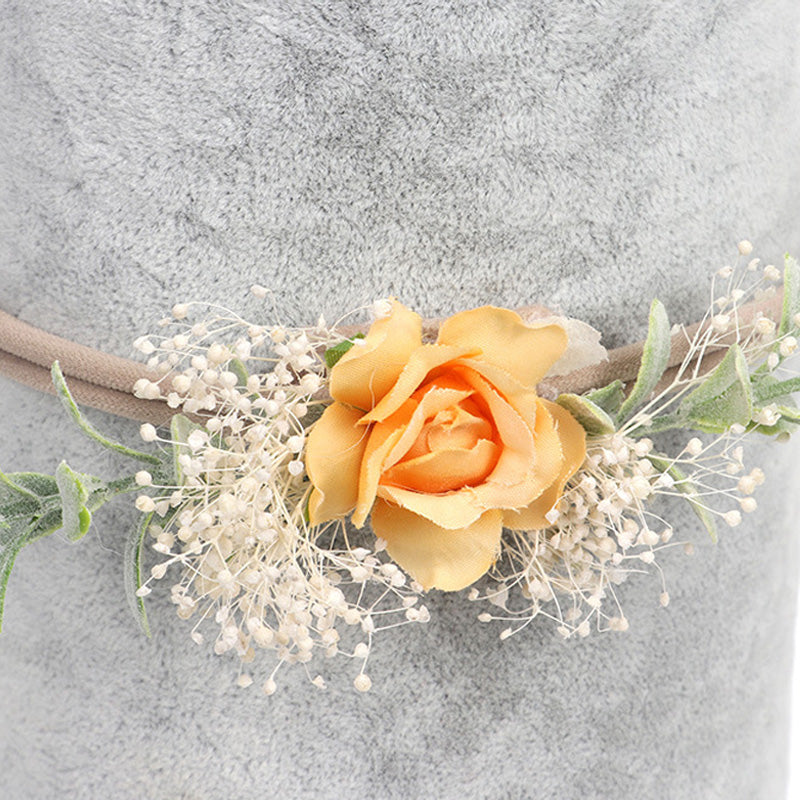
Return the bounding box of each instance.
[306,301,586,591]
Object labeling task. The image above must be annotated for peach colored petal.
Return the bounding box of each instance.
[306,402,370,526]
[350,401,416,528]
[383,382,475,469]
[423,400,493,453]
[382,438,500,493]
[453,367,538,493]
[376,483,486,529]
[357,344,479,425]
[436,306,568,389]
[329,300,422,411]
[504,400,586,530]
[371,500,503,591]
[452,358,539,426]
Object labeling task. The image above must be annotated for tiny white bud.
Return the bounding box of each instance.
[135,495,156,513]
[251,284,269,299]
[737,240,753,256]
[171,303,189,319]
[739,497,757,513]
[659,592,670,607]
[372,298,393,318]
[172,374,191,393]
[353,674,372,692]
[723,510,742,527]
[134,470,152,486]
[287,435,304,453]
[764,264,781,282]
[779,336,797,357]
[755,317,776,336]
[686,438,703,456]
[262,678,277,696]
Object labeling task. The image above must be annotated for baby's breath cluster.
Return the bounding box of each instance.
[472,430,763,638]
[472,242,794,640]
[130,294,426,693]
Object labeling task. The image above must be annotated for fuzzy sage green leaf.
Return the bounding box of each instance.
[124,510,153,637]
[170,413,205,486]
[585,379,625,416]
[618,299,671,422]
[679,345,752,434]
[648,455,718,543]
[54,461,92,542]
[779,254,800,337]
[52,361,161,465]
[0,467,87,630]
[324,333,365,369]
[556,393,616,435]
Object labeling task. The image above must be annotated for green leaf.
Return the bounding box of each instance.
[170,413,205,486]
[585,380,625,416]
[555,393,616,435]
[0,461,153,632]
[618,299,671,422]
[52,362,161,465]
[779,254,800,337]
[54,461,94,542]
[123,510,152,638]
[679,345,753,434]
[752,375,800,406]
[229,358,250,389]
[0,469,66,631]
[324,334,365,369]
[648,455,718,543]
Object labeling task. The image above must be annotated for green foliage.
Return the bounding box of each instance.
[52,362,160,465]
[779,254,800,337]
[170,413,205,486]
[0,465,103,630]
[555,393,616,435]
[324,333,365,369]
[124,511,153,637]
[679,345,752,434]
[585,380,625,416]
[229,358,250,389]
[647,455,718,543]
[618,299,671,422]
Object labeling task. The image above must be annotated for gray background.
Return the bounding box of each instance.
[1,1,800,798]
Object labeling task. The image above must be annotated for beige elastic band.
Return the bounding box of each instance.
[0,294,784,426]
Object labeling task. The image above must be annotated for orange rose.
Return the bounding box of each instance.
[305,301,586,591]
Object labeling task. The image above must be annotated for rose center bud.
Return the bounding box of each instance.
[381,390,501,494]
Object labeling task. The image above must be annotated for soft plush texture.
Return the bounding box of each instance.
[1,2,799,798]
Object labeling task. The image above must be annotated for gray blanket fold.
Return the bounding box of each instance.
[1,2,800,798]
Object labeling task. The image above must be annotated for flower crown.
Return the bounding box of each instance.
[1,242,798,694]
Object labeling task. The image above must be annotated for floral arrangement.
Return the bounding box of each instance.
[1,243,799,693]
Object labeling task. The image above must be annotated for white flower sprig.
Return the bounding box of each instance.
[130,295,428,693]
[471,243,799,639]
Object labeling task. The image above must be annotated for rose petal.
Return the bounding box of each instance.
[330,300,422,411]
[377,483,486,529]
[382,438,500,493]
[357,344,479,425]
[436,306,568,389]
[504,399,586,530]
[372,500,503,591]
[422,399,493,453]
[306,402,370,526]
[383,381,475,468]
[351,401,416,528]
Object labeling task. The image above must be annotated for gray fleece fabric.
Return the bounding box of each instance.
[2,2,800,798]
